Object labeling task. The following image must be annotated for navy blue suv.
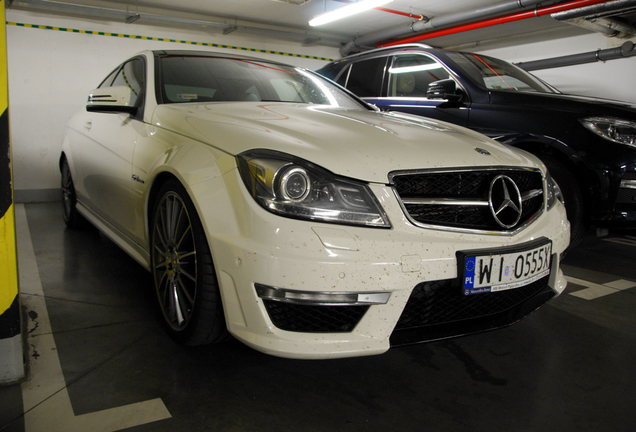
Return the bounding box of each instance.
[317,44,636,244]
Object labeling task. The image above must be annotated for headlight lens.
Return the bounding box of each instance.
[237,151,391,228]
[546,169,564,210]
[580,117,636,147]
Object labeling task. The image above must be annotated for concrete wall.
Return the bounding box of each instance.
[6,9,636,202]
[6,9,341,202]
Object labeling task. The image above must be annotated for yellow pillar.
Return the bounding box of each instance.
[0,0,24,384]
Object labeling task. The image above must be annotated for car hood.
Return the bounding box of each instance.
[151,103,541,183]
[491,91,636,117]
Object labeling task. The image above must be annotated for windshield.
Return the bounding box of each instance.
[158,55,367,109]
[447,52,557,93]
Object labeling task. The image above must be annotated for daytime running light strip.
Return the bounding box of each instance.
[309,0,393,26]
[6,22,335,62]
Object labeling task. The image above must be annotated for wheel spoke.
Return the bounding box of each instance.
[175,277,195,309]
[172,282,185,325]
[152,189,198,332]
[178,267,196,284]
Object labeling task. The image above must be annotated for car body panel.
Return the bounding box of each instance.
[317,45,636,229]
[60,49,570,358]
[150,103,537,183]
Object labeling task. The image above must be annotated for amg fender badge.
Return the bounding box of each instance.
[132,174,145,184]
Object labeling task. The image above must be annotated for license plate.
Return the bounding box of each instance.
[459,240,552,296]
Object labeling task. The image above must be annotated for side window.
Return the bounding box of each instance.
[345,57,386,97]
[111,58,145,107]
[388,54,451,98]
[98,67,121,89]
[334,65,350,87]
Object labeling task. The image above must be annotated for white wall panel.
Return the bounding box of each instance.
[478,33,636,104]
[6,9,339,200]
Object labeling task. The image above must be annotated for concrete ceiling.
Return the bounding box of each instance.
[7,0,636,52]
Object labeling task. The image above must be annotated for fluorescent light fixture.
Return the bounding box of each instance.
[309,0,393,27]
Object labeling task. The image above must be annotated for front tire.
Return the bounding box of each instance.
[150,179,228,346]
[61,158,83,228]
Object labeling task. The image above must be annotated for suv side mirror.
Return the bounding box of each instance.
[427,79,462,102]
[86,86,138,114]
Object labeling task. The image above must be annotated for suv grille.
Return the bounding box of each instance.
[391,169,544,232]
[617,172,636,210]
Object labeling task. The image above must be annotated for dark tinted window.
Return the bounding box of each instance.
[111,58,145,107]
[388,54,451,98]
[345,57,386,97]
[447,52,556,93]
[334,65,350,87]
[158,56,365,109]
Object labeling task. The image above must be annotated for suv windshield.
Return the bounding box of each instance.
[447,52,557,93]
[158,55,366,108]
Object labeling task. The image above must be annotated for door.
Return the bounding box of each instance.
[72,58,146,239]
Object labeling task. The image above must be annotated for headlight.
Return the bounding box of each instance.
[545,169,564,210]
[580,117,636,147]
[237,150,391,228]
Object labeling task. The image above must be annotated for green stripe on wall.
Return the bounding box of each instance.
[6,21,336,62]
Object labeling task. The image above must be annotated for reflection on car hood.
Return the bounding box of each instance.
[495,91,636,115]
[151,102,541,182]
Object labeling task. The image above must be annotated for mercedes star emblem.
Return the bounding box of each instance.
[489,175,523,228]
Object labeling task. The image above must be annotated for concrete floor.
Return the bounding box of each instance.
[2,202,636,431]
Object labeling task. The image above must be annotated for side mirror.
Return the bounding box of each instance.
[427,79,462,102]
[86,86,137,114]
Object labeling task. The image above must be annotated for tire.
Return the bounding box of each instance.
[61,158,84,228]
[150,179,228,346]
[542,158,586,248]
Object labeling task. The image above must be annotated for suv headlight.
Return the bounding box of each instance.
[581,117,636,147]
[545,169,564,210]
[237,150,391,228]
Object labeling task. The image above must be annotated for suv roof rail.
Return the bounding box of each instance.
[339,43,434,60]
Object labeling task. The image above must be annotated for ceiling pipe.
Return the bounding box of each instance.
[550,0,636,19]
[7,0,345,47]
[378,0,614,47]
[373,7,426,21]
[515,40,636,70]
[340,0,548,56]
[331,0,427,21]
[560,17,636,36]
[551,0,636,37]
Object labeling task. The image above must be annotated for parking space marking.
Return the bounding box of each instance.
[16,204,172,432]
[603,235,636,247]
[566,275,636,300]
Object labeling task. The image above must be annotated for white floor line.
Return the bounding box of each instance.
[15,204,171,432]
[566,275,636,300]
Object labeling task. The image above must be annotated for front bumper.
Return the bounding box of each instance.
[194,169,570,359]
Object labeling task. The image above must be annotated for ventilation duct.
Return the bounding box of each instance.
[515,40,636,70]
[551,0,636,37]
[340,0,549,56]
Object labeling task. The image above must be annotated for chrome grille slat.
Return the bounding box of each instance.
[390,168,545,234]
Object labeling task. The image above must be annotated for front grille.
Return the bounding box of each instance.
[617,188,636,205]
[262,300,369,333]
[615,172,636,211]
[391,169,544,232]
[394,275,550,331]
[617,172,636,210]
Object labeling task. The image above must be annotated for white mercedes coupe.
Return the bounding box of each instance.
[60,50,570,359]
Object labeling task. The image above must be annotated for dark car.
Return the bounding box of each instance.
[317,44,636,244]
